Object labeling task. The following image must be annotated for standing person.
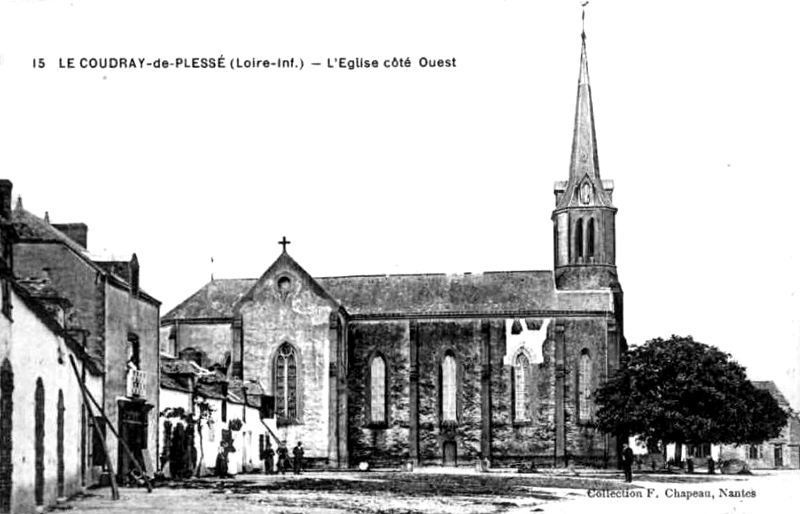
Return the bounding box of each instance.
[276,442,289,475]
[622,443,634,482]
[263,439,275,475]
[293,441,305,475]
[215,444,229,478]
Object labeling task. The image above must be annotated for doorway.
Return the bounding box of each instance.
[118,401,152,481]
[443,441,457,467]
[0,359,13,514]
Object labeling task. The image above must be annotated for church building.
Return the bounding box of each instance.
[161,31,625,469]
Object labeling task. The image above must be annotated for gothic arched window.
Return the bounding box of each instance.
[274,343,298,421]
[442,353,457,422]
[575,219,584,260]
[587,218,595,258]
[514,353,530,422]
[578,350,592,422]
[369,355,387,425]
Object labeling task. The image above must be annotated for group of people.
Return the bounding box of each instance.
[621,443,717,482]
[261,440,305,475]
[213,439,305,478]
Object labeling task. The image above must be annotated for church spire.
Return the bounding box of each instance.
[555,17,612,210]
[552,12,619,291]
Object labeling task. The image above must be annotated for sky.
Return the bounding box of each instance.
[1,0,798,410]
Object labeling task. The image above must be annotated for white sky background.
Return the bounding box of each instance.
[1,0,798,409]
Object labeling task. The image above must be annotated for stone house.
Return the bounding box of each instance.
[0,180,103,514]
[10,190,161,483]
[720,381,800,469]
[161,33,626,469]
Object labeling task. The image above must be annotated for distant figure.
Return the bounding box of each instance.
[276,442,290,475]
[622,443,634,482]
[687,457,694,474]
[707,457,715,475]
[293,441,305,475]
[215,444,228,478]
[263,439,275,475]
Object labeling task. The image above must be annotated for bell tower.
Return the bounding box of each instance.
[552,26,620,292]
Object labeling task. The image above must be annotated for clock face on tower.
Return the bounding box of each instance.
[580,182,592,205]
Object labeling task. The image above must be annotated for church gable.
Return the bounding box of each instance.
[234,251,339,316]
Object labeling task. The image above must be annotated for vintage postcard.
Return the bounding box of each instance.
[0,1,797,513]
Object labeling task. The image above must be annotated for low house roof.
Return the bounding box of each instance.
[9,279,102,376]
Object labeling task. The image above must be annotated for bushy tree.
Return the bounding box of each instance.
[595,335,787,450]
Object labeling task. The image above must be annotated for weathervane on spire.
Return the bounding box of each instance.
[581,1,589,40]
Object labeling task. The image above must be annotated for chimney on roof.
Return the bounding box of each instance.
[0,180,12,220]
[52,223,88,249]
[130,253,140,296]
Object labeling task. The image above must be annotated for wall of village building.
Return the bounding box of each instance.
[102,284,160,476]
[0,287,98,513]
[719,416,800,469]
[12,235,161,481]
[14,244,105,362]
[158,387,268,476]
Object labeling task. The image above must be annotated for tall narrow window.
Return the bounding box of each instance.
[514,353,530,422]
[578,350,592,422]
[275,343,298,421]
[369,356,387,424]
[587,218,595,258]
[167,325,177,356]
[575,219,584,260]
[127,333,140,369]
[442,353,457,422]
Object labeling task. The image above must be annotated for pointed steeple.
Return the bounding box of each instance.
[555,29,613,210]
[552,17,620,292]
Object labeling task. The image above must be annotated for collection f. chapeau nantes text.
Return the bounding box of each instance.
[32,56,457,70]
[586,487,757,500]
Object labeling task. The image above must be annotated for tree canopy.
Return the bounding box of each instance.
[595,335,788,448]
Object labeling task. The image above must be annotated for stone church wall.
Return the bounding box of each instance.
[240,284,334,461]
[347,321,410,467]
[563,317,611,466]
[416,320,482,466]
[178,323,232,367]
[491,322,557,465]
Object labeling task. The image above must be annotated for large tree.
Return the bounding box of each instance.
[595,335,788,451]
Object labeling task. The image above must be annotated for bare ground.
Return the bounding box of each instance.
[54,469,794,514]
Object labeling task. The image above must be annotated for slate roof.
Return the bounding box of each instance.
[163,278,256,321]
[9,279,102,376]
[163,269,613,321]
[11,207,160,305]
[160,357,264,407]
[752,381,791,410]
